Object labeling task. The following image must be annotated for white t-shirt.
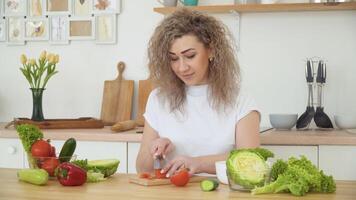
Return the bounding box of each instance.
[143,84,259,161]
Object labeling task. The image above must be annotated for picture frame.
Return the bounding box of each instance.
[73,0,92,16]
[7,16,24,45]
[92,0,120,14]
[4,0,27,16]
[68,16,94,40]
[45,0,71,15]
[28,0,44,16]
[49,15,68,44]
[95,14,116,44]
[0,17,6,41]
[24,17,48,40]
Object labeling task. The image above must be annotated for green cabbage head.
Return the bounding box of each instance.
[226,149,269,189]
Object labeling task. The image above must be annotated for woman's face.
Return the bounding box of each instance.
[169,34,211,86]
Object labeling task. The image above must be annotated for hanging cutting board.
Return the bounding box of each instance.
[136,78,154,127]
[129,176,207,186]
[100,62,134,126]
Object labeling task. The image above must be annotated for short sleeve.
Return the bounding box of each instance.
[143,89,160,132]
[235,94,261,123]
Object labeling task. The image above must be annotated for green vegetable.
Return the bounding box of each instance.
[269,159,288,181]
[16,124,43,153]
[16,124,44,168]
[71,159,89,171]
[252,156,336,196]
[248,148,274,161]
[17,169,48,185]
[226,149,270,189]
[87,170,106,183]
[200,179,219,191]
[59,138,76,163]
[87,159,120,177]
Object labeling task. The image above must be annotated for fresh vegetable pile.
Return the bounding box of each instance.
[16,124,119,186]
[226,147,336,196]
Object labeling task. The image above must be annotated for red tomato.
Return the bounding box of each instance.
[155,169,167,179]
[41,157,60,176]
[170,169,190,187]
[139,172,152,179]
[31,140,52,157]
[50,146,56,157]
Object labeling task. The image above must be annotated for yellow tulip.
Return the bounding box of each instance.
[54,54,60,64]
[48,54,55,64]
[40,50,47,61]
[20,54,27,65]
[29,59,36,66]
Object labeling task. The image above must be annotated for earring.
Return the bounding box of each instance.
[209,57,213,62]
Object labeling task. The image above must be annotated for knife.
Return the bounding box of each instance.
[153,155,163,170]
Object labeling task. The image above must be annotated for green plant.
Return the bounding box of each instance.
[20,51,59,89]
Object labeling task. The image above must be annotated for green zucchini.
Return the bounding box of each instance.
[59,138,76,163]
[200,179,219,192]
[17,169,48,185]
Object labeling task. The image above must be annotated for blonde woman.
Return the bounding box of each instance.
[136,9,260,177]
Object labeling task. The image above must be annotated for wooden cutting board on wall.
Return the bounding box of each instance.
[100,62,134,125]
[136,79,154,127]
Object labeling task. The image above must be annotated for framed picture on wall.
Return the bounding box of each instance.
[73,0,92,16]
[4,0,27,16]
[49,15,68,44]
[28,0,43,16]
[7,16,24,45]
[0,17,6,41]
[45,0,71,15]
[24,17,48,40]
[95,14,115,44]
[68,16,94,40]
[93,0,120,14]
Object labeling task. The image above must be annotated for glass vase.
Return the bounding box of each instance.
[30,88,45,121]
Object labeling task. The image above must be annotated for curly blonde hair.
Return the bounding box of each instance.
[148,8,240,113]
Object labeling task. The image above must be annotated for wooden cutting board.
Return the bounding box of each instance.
[100,62,134,125]
[136,79,154,126]
[129,176,207,186]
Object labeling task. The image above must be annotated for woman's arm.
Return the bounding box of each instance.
[136,122,159,173]
[162,111,260,176]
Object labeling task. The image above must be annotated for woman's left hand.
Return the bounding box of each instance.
[161,155,200,178]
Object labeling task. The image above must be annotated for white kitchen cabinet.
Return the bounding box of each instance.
[127,142,141,174]
[319,145,356,181]
[24,140,127,173]
[261,145,319,167]
[0,138,25,168]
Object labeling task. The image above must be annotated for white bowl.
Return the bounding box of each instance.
[215,161,228,184]
[269,114,298,130]
[334,115,356,129]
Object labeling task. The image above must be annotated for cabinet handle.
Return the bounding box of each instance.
[7,146,17,155]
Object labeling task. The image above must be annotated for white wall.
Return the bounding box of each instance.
[0,0,355,127]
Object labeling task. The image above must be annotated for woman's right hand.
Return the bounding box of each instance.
[150,137,174,159]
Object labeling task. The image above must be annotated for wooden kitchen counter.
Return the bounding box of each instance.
[1,122,356,145]
[0,168,355,200]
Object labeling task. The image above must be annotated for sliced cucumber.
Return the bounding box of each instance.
[200,179,219,191]
[59,138,76,163]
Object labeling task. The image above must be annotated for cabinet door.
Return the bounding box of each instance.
[261,145,318,167]
[0,138,24,168]
[319,145,356,181]
[127,142,140,174]
[24,140,127,173]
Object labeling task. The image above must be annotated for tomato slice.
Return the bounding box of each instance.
[139,172,152,179]
[170,169,190,187]
[155,169,167,179]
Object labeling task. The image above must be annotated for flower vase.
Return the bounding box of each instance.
[30,88,45,121]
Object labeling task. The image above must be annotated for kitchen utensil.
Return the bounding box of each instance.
[296,60,315,129]
[153,155,164,170]
[129,175,206,186]
[215,161,228,184]
[269,114,298,130]
[100,62,134,125]
[136,79,154,126]
[5,117,104,129]
[111,120,137,132]
[314,61,333,128]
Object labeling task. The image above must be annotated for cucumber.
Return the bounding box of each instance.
[59,138,76,163]
[17,169,48,185]
[200,179,219,191]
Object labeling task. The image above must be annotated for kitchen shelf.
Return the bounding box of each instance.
[153,2,356,14]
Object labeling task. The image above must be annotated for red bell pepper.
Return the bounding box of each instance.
[56,162,87,186]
